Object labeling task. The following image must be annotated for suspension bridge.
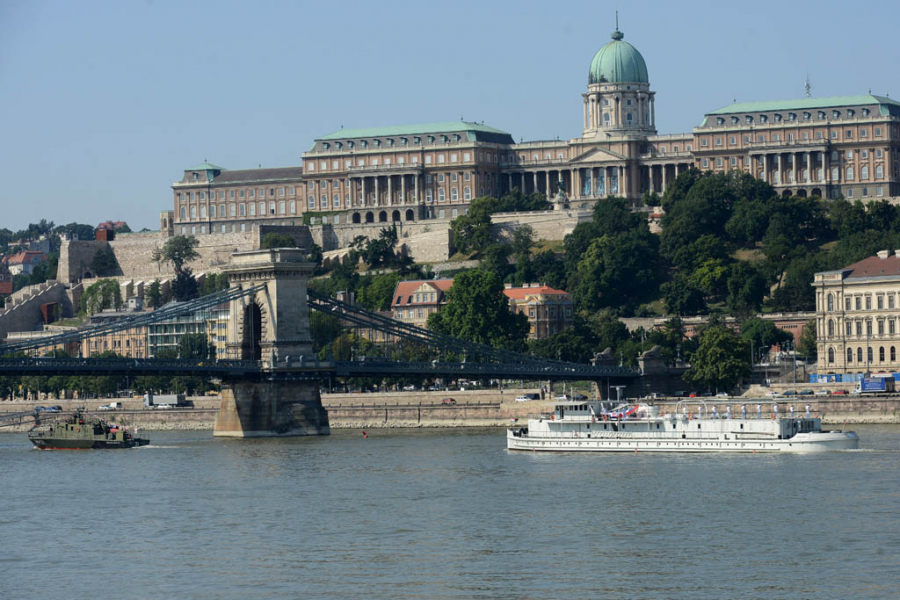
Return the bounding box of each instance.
[1,248,638,437]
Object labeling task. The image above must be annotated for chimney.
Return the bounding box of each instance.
[895,250,900,257]
[504,283,512,289]
[877,250,890,259]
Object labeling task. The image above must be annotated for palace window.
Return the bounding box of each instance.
[259,202,265,215]
[828,347,835,363]
[248,203,255,216]
[847,167,854,180]
[239,203,245,216]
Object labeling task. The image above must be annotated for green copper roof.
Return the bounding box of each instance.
[706,94,900,115]
[589,29,649,85]
[317,121,512,141]
[186,162,225,171]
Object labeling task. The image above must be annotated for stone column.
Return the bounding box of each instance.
[374,176,380,206]
[804,152,810,184]
[533,171,538,195]
[401,174,406,204]
[792,153,798,186]
[822,151,829,183]
[583,98,588,130]
[776,153,782,186]
[662,164,669,194]
[414,174,420,204]
[388,174,393,205]
[651,96,656,128]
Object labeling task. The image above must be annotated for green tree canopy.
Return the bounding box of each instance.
[740,317,793,354]
[427,269,528,350]
[683,324,750,392]
[79,279,122,315]
[154,235,200,275]
[261,232,298,249]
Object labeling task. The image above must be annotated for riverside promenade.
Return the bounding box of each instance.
[2,390,899,431]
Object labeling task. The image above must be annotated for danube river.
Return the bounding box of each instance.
[2,425,898,599]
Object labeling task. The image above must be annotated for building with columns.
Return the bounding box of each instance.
[170,25,900,236]
[814,251,900,375]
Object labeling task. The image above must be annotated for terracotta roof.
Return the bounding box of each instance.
[392,279,454,306]
[503,285,570,300]
[845,255,900,279]
[5,251,45,265]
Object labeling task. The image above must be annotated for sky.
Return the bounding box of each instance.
[1,0,899,232]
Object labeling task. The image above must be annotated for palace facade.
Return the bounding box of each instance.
[814,251,900,375]
[169,26,900,236]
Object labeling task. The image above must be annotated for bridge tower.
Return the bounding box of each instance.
[214,248,330,438]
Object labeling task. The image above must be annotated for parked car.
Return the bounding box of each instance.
[849,388,862,395]
[33,406,47,413]
[782,390,798,396]
[155,403,173,409]
[799,389,814,396]
[688,392,698,398]
[515,393,541,402]
[574,394,588,401]
[832,389,848,395]
[554,394,570,401]
[402,385,417,392]
[441,398,456,405]
[815,389,831,396]
[45,406,62,413]
[715,392,729,398]
[701,391,714,397]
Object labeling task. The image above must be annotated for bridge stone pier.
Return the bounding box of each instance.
[214,248,330,438]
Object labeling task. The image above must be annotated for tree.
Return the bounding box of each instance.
[509,224,535,261]
[178,333,214,360]
[570,229,660,314]
[90,247,118,277]
[480,244,512,279]
[145,279,162,308]
[661,274,706,316]
[155,235,200,274]
[584,309,630,353]
[740,317,792,354]
[451,197,493,254]
[261,232,298,249]
[79,279,122,315]
[171,268,199,302]
[726,262,767,315]
[797,318,818,362]
[428,269,528,350]
[683,324,750,392]
[356,272,401,311]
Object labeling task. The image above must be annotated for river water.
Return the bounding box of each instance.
[2,425,898,599]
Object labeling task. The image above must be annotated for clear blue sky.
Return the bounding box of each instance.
[2,0,898,232]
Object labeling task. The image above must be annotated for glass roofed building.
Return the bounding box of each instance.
[169,25,900,236]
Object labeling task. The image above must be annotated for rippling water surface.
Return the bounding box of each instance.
[2,425,898,599]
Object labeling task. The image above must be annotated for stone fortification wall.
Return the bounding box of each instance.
[311,220,453,263]
[0,281,69,341]
[57,239,109,284]
[491,209,592,242]
[59,231,257,283]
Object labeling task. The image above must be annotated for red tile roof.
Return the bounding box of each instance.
[4,251,45,265]
[503,285,570,300]
[392,279,454,305]
[845,255,900,278]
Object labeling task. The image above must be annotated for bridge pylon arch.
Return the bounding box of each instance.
[214,248,330,438]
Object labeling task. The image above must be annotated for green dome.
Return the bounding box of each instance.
[588,30,649,85]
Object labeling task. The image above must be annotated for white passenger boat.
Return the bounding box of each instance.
[507,401,859,453]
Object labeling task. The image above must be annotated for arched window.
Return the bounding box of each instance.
[847,348,853,363]
[828,320,834,337]
[858,348,863,362]
[879,347,885,362]
[892,347,896,362]
[868,347,874,363]
[827,293,834,311]
[451,188,458,201]
[861,165,869,180]
[190,206,197,219]
[879,321,885,335]
[180,207,186,220]
[847,166,854,180]
[603,113,610,125]
[828,347,835,363]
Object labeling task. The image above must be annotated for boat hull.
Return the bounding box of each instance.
[506,430,859,453]
[29,436,150,450]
